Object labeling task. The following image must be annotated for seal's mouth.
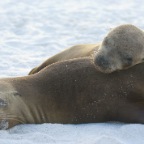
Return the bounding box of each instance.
[0,98,25,130]
[0,116,25,130]
[0,119,9,130]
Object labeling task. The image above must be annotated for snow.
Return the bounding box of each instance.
[0,0,144,143]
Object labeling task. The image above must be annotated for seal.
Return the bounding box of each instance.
[94,24,144,73]
[29,43,100,74]
[1,57,144,129]
[29,24,144,74]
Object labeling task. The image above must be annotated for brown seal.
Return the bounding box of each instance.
[29,43,100,74]
[94,24,144,73]
[29,24,144,75]
[1,57,144,129]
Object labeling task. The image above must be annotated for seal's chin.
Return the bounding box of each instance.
[95,64,115,73]
[0,118,25,130]
[0,115,25,130]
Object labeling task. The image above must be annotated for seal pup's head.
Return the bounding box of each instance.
[0,81,24,130]
[94,24,144,73]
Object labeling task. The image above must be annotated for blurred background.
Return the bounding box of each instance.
[0,0,144,76]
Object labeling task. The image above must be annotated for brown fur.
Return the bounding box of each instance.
[1,57,144,129]
[94,24,144,73]
[29,43,100,74]
[29,24,144,74]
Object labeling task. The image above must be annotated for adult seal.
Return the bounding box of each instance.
[29,24,144,74]
[1,57,144,129]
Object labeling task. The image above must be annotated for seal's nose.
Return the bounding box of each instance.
[94,55,110,70]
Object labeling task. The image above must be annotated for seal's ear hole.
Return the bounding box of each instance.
[142,58,144,61]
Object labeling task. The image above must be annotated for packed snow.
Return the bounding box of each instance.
[0,0,144,143]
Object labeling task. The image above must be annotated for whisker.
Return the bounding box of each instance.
[0,113,25,124]
[0,117,25,124]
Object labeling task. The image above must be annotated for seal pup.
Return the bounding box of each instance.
[29,43,100,74]
[94,24,144,73]
[1,57,144,129]
[29,24,144,74]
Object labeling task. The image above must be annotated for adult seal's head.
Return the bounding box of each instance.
[94,24,144,73]
[0,81,25,129]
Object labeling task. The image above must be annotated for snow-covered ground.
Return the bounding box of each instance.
[0,0,144,143]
